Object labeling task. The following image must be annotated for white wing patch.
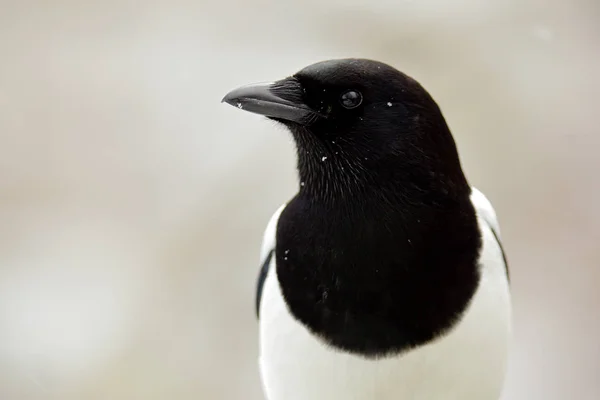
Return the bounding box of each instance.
[471,187,509,280]
[259,204,286,268]
[470,187,501,238]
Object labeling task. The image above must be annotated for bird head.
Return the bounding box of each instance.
[223,59,468,204]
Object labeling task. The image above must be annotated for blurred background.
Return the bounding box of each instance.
[0,1,598,399]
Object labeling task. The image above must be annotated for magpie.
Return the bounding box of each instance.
[222,58,511,400]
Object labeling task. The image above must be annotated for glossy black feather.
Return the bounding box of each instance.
[249,59,502,357]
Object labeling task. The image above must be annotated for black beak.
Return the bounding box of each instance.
[222,79,319,125]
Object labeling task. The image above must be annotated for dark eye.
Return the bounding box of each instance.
[340,90,363,109]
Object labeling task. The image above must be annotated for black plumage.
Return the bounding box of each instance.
[224,59,503,357]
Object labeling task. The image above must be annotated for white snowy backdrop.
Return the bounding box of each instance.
[0,1,598,399]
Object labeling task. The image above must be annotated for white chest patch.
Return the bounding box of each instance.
[257,196,511,400]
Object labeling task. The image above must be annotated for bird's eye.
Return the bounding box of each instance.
[340,90,363,109]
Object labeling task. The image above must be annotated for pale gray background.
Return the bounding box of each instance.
[0,1,598,399]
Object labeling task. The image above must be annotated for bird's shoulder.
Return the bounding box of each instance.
[259,203,287,263]
[470,187,501,237]
[470,187,509,279]
[256,203,287,318]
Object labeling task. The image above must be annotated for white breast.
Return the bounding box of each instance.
[257,189,511,400]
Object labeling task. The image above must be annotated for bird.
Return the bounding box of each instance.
[222,58,511,400]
